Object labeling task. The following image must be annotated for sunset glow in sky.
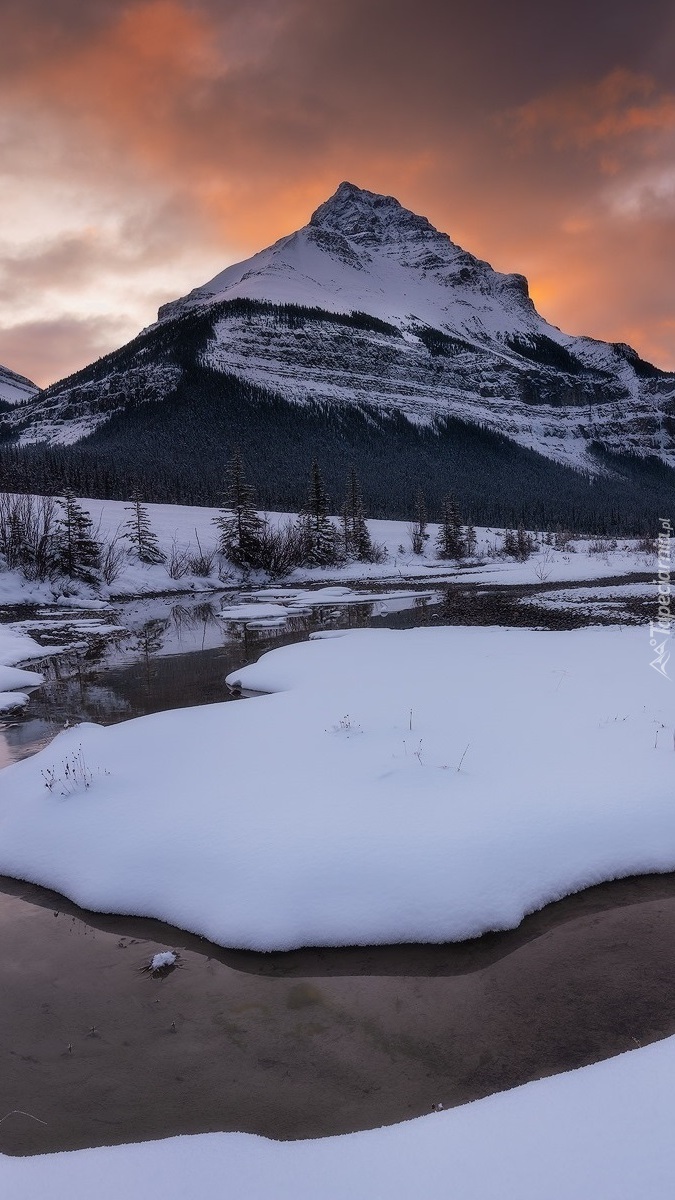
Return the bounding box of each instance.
[1,0,674,386]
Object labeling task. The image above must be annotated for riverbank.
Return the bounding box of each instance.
[1,869,675,1156]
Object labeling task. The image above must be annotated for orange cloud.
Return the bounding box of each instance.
[14,2,222,168]
[511,69,675,149]
[0,1,674,383]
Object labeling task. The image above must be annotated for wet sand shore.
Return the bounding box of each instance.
[1,871,675,1157]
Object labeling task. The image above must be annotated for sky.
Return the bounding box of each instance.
[1,0,674,387]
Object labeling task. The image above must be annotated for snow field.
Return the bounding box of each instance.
[0,625,671,951]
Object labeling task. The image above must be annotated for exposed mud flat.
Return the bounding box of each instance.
[1,870,674,1157]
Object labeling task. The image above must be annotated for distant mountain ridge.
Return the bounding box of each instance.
[1,183,674,529]
[0,363,38,407]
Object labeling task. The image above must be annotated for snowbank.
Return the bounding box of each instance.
[0,625,671,950]
[3,1034,675,1199]
[0,625,50,708]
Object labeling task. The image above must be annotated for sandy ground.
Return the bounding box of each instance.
[1,871,674,1157]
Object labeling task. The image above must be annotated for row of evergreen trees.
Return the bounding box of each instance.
[1,453,532,587]
[212,453,385,570]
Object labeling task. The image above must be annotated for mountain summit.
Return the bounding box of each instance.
[2,183,674,528]
[310,180,441,243]
[158,182,536,342]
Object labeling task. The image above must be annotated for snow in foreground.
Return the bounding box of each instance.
[3,1034,675,1199]
[1,625,671,950]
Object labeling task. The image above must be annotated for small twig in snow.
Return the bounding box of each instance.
[0,1110,47,1125]
[456,743,470,773]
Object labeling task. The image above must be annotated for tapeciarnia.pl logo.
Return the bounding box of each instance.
[650,517,672,679]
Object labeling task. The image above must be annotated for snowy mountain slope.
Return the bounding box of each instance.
[0,363,38,406]
[3,183,674,477]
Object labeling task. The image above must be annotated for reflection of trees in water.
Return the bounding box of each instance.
[26,667,132,726]
[133,618,170,660]
[169,601,222,651]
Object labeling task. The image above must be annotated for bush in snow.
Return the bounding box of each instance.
[0,492,57,580]
[188,532,216,577]
[502,524,536,561]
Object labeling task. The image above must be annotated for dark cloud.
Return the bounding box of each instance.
[0,0,673,379]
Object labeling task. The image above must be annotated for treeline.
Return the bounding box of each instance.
[0,455,493,590]
[1,370,673,534]
[0,490,172,586]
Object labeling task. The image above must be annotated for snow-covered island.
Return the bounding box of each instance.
[2,622,670,949]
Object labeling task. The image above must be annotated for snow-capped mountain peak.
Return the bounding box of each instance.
[158,181,538,344]
[5,184,673,486]
[309,180,440,246]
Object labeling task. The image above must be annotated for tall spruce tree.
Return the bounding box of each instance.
[56,491,101,582]
[436,495,466,559]
[297,459,338,566]
[213,450,265,569]
[123,490,165,564]
[342,468,375,561]
[410,487,428,554]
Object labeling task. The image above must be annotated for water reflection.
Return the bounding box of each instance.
[1,574,650,770]
[0,589,439,767]
[1,871,675,1156]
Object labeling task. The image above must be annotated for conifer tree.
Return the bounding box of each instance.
[515,522,534,561]
[502,523,534,561]
[56,491,101,582]
[464,517,477,557]
[297,459,338,566]
[123,490,165,564]
[410,488,428,554]
[213,450,265,569]
[436,496,466,559]
[342,468,375,561]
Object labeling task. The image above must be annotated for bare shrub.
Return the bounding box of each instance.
[100,527,127,585]
[167,537,192,579]
[255,520,307,577]
[0,493,57,579]
[365,540,388,564]
[588,537,617,555]
[187,530,216,577]
[408,523,425,555]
